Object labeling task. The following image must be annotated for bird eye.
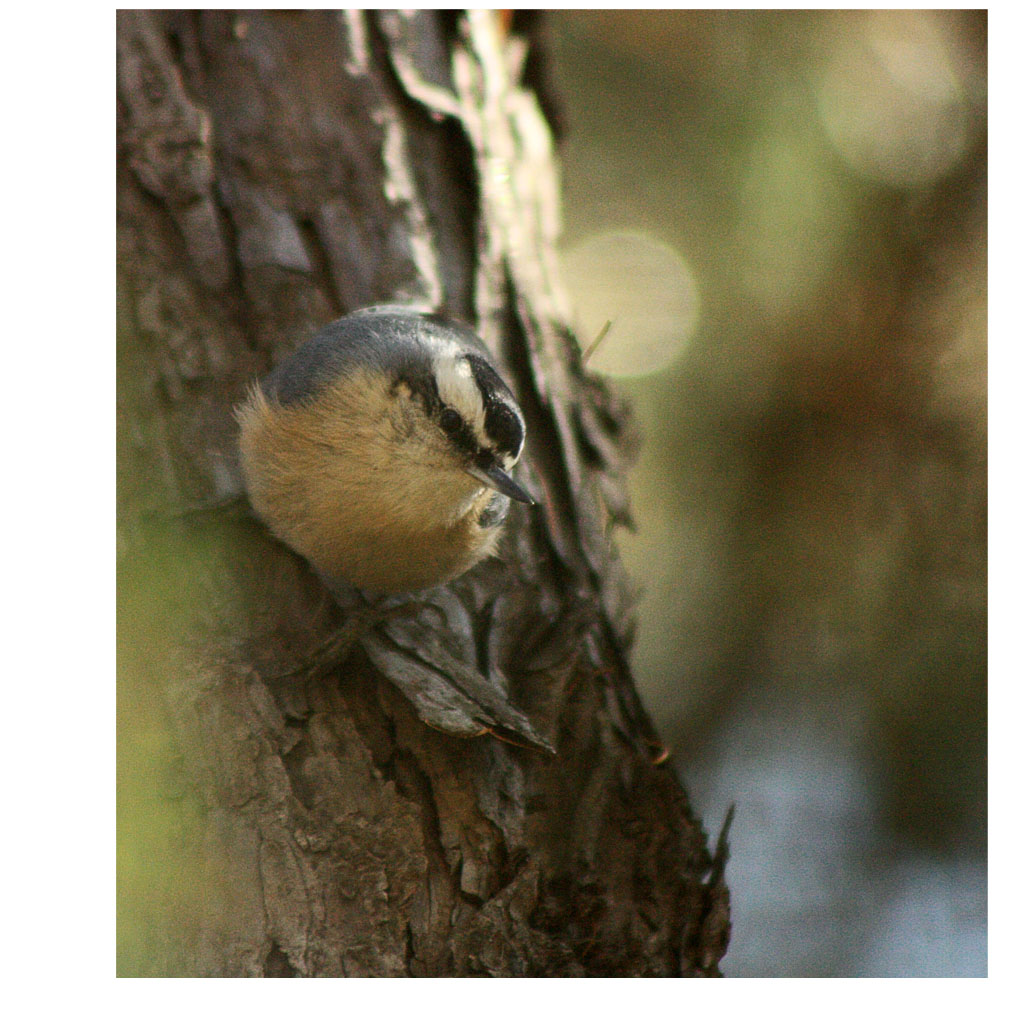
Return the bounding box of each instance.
[440,407,464,436]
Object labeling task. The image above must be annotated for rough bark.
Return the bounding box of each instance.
[117,9,730,977]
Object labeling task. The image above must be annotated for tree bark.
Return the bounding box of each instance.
[117,9,730,977]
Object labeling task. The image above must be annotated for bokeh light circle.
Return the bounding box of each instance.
[561,230,700,377]
[814,11,977,188]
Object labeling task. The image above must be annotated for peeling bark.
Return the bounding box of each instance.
[117,9,730,977]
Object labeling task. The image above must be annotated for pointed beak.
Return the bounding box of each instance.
[465,462,536,505]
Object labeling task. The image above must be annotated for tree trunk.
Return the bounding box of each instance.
[117,8,730,977]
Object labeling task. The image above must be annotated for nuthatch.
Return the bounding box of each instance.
[236,307,536,594]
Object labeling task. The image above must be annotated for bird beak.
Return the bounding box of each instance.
[466,462,536,504]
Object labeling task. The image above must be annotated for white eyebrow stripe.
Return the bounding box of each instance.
[433,352,489,447]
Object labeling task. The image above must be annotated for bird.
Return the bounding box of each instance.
[235,306,535,595]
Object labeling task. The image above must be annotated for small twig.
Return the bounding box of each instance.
[581,320,613,365]
[707,804,736,887]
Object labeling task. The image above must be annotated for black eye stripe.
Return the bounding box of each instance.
[462,354,524,459]
[483,401,524,460]
[440,407,463,435]
[438,404,476,454]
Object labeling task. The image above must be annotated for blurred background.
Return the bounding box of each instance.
[546,10,986,976]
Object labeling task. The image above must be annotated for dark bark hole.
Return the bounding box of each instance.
[264,941,297,977]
